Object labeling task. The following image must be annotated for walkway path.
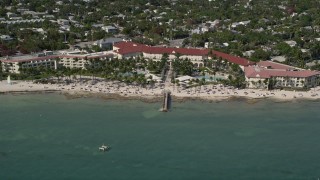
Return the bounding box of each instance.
[164,63,173,89]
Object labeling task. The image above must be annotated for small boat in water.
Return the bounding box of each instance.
[99,144,110,152]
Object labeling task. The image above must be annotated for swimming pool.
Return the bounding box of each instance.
[195,75,226,81]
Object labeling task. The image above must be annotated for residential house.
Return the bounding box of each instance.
[0,35,13,41]
[93,38,123,50]
[6,12,17,18]
[16,8,29,14]
[243,50,255,58]
[284,40,297,47]
[57,19,69,26]
[271,56,286,62]
[43,15,55,19]
[102,26,118,33]
[92,24,104,28]
[231,20,251,28]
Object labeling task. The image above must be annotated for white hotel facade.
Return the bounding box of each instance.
[245,61,320,89]
[1,50,114,74]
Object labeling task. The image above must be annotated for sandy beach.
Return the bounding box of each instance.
[0,80,319,101]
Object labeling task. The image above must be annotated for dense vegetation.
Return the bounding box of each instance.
[1,0,320,69]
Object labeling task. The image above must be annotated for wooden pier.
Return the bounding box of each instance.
[160,90,171,112]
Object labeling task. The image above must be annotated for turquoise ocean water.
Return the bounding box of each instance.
[1,94,320,179]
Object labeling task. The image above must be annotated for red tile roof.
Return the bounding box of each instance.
[114,41,145,55]
[245,66,319,78]
[113,41,255,66]
[113,42,209,56]
[144,46,209,56]
[257,61,296,70]
[212,50,255,66]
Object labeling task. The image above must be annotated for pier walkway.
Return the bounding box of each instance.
[160,90,171,112]
[160,63,173,112]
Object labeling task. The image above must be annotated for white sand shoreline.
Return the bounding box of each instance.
[1,80,319,102]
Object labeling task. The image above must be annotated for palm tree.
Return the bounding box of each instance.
[258,79,262,88]
[200,77,206,85]
[284,76,290,87]
[85,59,96,81]
[175,52,182,60]
[63,67,72,81]
[54,68,63,83]
[0,61,3,81]
[216,57,222,70]
[251,81,256,88]
[75,68,83,83]
[213,71,216,81]
[268,78,277,90]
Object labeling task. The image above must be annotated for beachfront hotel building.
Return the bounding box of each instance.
[58,50,113,69]
[0,50,113,73]
[113,41,320,89]
[245,61,320,89]
[113,41,254,68]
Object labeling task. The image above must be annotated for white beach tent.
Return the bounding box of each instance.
[175,75,195,83]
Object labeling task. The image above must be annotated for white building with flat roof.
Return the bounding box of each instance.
[1,50,114,74]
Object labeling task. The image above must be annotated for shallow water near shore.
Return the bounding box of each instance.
[1,94,320,179]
